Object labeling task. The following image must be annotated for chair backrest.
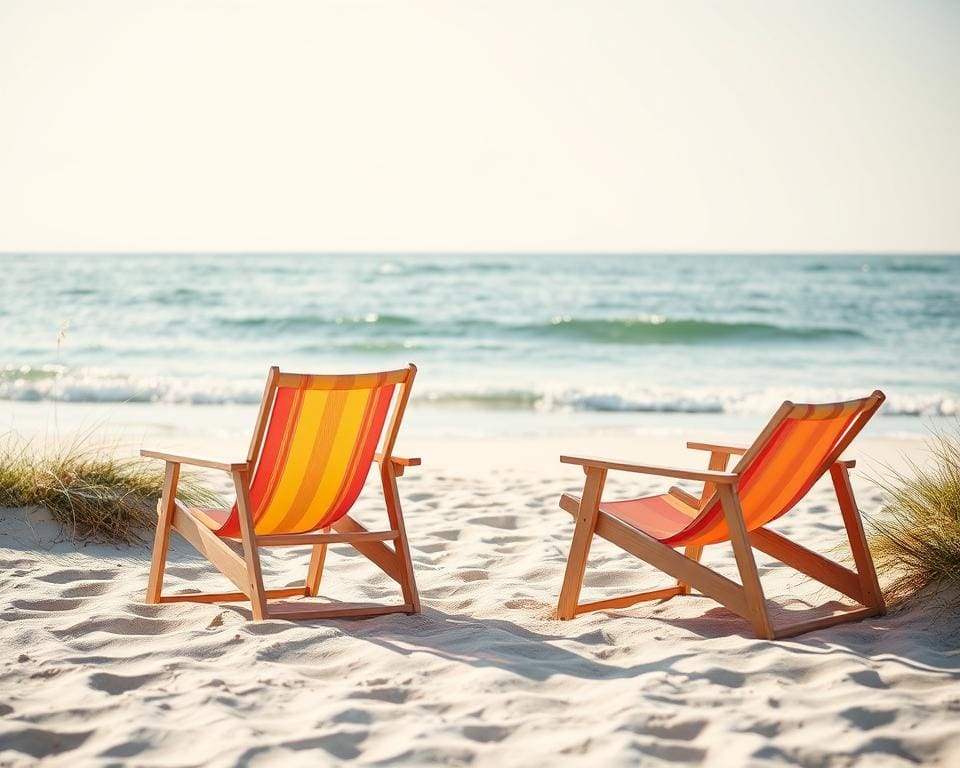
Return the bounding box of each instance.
[224,365,416,537]
[665,391,885,547]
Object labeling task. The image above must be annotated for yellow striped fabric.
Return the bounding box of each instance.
[214,374,396,538]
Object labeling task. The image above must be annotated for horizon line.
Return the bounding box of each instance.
[2,250,959,258]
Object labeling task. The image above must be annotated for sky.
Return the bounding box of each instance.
[1,1,958,253]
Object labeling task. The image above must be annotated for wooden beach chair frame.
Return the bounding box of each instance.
[141,365,421,621]
[556,392,886,639]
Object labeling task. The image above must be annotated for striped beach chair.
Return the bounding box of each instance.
[556,392,886,639]
[142,365,420,621]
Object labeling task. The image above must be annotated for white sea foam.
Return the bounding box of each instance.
[0,367,264,406]
[2,367,955,417]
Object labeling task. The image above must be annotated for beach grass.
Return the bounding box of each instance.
[0,435,224,544]
[868,427,960,608]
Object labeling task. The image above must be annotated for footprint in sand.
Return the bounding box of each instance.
[88,671,161,695]
[53,615,180,638]
[461,724,514,743]
[309,732,369,760]
[635,742,707,763]
[99,739,151,759]
[0,727,92,759]
[162,566,201,578]
[741,719,782,737]
[61,581,113,598]
[414,542,448,554]
[348,686,412,704]
[632,717,708,741]
[332,708,373,725]
[37,568,115,584]
[504,598,546,610]
[841,706,898,730]
[11,597,88,612]
[469,515,519,530]
[429,529,462,542]
[701,668,747,688]
[849,669,890,690]
[457,569,489,582]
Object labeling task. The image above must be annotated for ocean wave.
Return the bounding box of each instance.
[217,312,419,331]
[150,287,225,305]
[296,339,421,353]
[375,260,517,275]
[181,311,864,345]
[2,367,955,416]
[0,367,264,405]
[514,316,864,344]
[804,260,954,275]
[415,386,957,416]
[882,262,951,274]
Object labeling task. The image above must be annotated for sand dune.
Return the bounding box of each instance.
[1,435,958,766]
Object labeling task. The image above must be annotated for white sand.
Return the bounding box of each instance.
[1,432,958,766]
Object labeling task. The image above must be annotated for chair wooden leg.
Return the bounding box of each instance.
[233,469,268,620]
[305,528,330,598]
[677,545,703,595]
[146,462,180,604]
[697,449,733,508]
[718,485,774,639]
[678,450,728,596]
[382,467,420,613]
[830,463,885,613]
[557,467,607,620]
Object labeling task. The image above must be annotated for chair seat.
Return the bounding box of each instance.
[563,492,700,542]
[190,506,233,532]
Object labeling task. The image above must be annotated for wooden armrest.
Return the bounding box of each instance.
[374,453,421,476]
[686,442,748,456]
[140,449,249,472]
[686,442,854,469]
[375,454,421,467]
[560,455,738,484]
[668,485,702,507]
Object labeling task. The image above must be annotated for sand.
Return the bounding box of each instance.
[1,431,958,766]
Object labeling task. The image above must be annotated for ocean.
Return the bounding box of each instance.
[1,253,957,437]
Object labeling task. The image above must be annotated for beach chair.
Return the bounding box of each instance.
[141,365,421,621]
[556,392,886,639]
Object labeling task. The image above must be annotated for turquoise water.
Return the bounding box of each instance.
[1,254,957,428]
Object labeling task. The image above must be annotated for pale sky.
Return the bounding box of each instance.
[1,1,958,253]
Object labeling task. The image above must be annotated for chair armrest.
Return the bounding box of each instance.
[374,453,421,477]
[686,442,748,456]
[668,485,702,507]
[140,449,249,472]
[560,455,738,484]
[686,442,854,469]
[375,454,421,467]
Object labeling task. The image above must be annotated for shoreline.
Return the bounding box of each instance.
[1,399,933,488]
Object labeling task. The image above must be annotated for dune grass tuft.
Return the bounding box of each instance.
[868,427,960,608]
[0,435,224,544]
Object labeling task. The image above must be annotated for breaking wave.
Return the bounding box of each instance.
[3,367,952,416]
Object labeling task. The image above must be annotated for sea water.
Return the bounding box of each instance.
[1,254,956,437]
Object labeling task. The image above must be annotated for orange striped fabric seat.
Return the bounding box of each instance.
[601,398,878,547]
[200,373,397,539]
[598,494,698,540]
